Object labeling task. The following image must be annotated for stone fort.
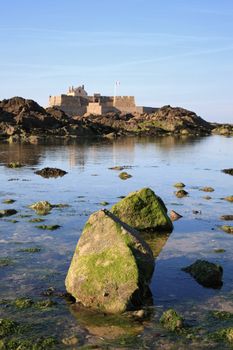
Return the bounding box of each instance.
[49,85,158,116]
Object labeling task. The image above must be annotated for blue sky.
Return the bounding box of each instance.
[0,0,233,122]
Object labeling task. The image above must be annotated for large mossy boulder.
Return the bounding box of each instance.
[182,260,223,289]
[65,209,154,313]
[111,188,173,232]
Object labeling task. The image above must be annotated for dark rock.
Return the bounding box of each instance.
[220,215,233,221]
[35,167,67,178]
[222,168,233,176]
[182,260,223,289]
[175,189,188,198]
[0,209,17,218]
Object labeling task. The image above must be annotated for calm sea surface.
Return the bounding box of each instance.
[0,135,232,349]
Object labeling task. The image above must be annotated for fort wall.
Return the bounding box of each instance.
[49,87,158,116]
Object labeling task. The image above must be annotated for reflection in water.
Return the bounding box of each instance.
[0,135,206,169]
[0,135,233,349]
[0,142,42,166]
[142,232,171,258]
[70,304,143,339]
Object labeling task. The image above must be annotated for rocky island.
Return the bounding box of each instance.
[0,96,232,142]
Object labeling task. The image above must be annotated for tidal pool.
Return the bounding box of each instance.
[0,135,233,349]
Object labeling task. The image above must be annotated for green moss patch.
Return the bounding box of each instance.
[18,247,41,253]
[160,309,184,331]
[220,225,233,234]
[111,188,173,232]
[0,258,13,268]
[35,225,61,231]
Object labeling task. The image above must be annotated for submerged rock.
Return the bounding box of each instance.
[0,257,13,267]
[175,189,188,198]
[65,209,154,313]
[35,167,67,178]
[182,260,223,289]
[220,215,233,221]
[160,309,184,331]
[6,162,24,168]
[220,225,233,234]
[222,168,233,176]
[111,188,173,232]
[36,225,61,231]
[0,209,17,218]
[200,186,214,192]
[2,199,16,204]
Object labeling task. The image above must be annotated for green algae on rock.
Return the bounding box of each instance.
[220,225,233,234]
[182,260,223,289]
[160,309,184,332]
[2,199,16,204]
[6,162,24,168]
[118,172,132,180]
[175,189,188,198]
[19,247,41,253]
[0,318,19,337]
[213,249,226,253]
[174,183,185,188]
[210,310,233,320]
[14,297,34,309]
[29,201,69,215]
[35,225,61,231]
[28,218,45,223]
[0,258,13,267]
[65,209,154,313]
[2,336,57,349]
[29,201,52,215]
[111,188,173,232]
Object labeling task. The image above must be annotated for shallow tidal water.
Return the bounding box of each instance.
[0,135,233,349]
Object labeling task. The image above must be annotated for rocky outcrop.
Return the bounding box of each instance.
[77,105,214,136]
[222,168,233,176]
[212,123,233,136]
[65,209,154,313]
[1,97,226,140]
[111,188,173,232]
[0,97,114,140]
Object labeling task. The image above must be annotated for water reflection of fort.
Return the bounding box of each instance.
[0,136,205,169]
